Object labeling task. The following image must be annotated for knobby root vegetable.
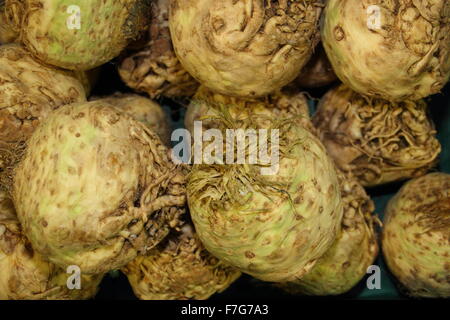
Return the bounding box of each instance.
[0,44,86,193]
[313,85,441,187]
[119,0,199,99]
[186,88,343,282]
[169,0,323,98]
[6,0,151,70]
[0,191,103,300]
[382,173,450,298]
[279,171,379,295]
[13,101,186,274]
[321,0,450,101]
[91,93,172,146]
[123,220,241,300]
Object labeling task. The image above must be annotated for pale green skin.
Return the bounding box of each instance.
[170,0,322,98]
[94,93,171,146]
[188,118,343,282]
[322,0,450,101]
[17,0,149,70]
[13,102,160,274]
[382,173,450,298]
[0,192,103,300]
[282,174,378,295]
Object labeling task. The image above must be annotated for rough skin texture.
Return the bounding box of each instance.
[313,84,441,187]
[0,1,18,44]
[91,93,172,146]
[0,191,103,300]
[322,0,450,101]
[123,221,241,300]
[382,173,450,298]
[119,0,199,98]
[7,0,150,70]
[186,89,343,282]
[294,43,337,88]
[0,44,86,192]
[13,102,186,274]
[279,171,379,295]
[169,0,323,98]
[185,86,312,134]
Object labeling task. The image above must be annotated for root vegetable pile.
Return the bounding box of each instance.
[0,0,449,301]
[186,89,343,282]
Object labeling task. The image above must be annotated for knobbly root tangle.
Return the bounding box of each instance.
[119,0,199,98]
[123,220,241,300]
[313,84,441,187]
[187,89,343,282]
[0,140,26,196]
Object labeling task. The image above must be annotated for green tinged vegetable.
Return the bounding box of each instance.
[13,101,186,274]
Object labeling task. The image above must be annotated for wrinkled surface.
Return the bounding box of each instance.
[92,93,172,145]
[0,2,17,44]
[0,191,103,300]
[382,173,450,298]
[187,89,343,282]
[13,102,186,274]
[322,0,450,101]
[185,86,312,134]
[8,0,150,70]
[313,85,441,187]
[0,44,86,191]
[119,0,198,98]
[123,221,241,300]
[280,171,379,295]
[170,0,323,98]
[294,43,338,88]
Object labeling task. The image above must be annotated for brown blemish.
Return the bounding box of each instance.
[245,251,255,259]
[334,26,345,41]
